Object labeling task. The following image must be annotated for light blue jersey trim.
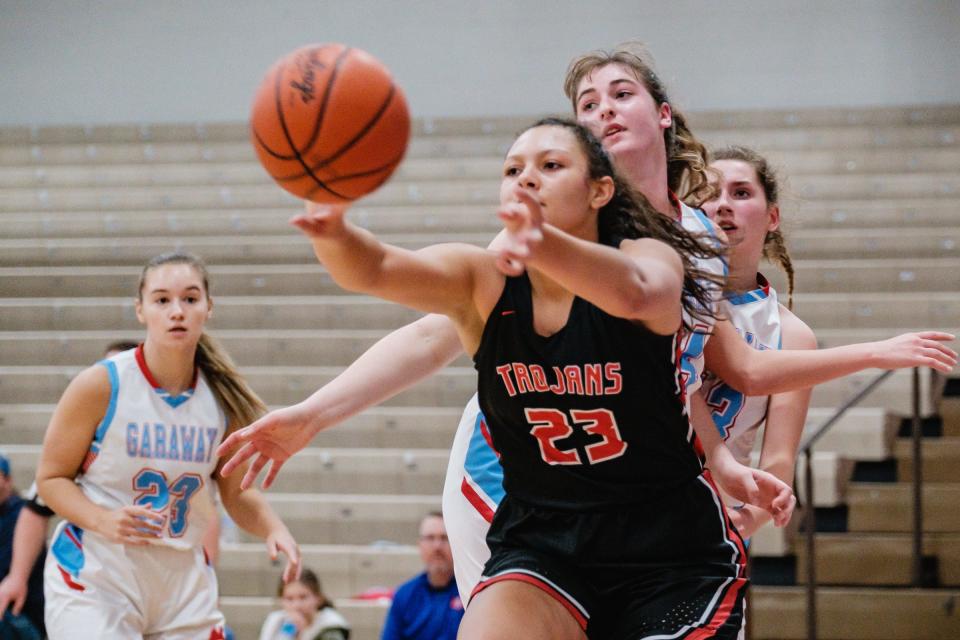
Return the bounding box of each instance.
[51,524,85,576]
[463,411,505,507]
[724,287,771,306]
[93,359,120,444]
[158,387,195,409]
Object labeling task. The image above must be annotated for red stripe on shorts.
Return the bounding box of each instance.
[478,418,499,457]
[471,572,588,631]
[682,577,747,640]
[676,470,749,638]
[57,565,85,592]
[460,477,495,523]
[702,469,748,570]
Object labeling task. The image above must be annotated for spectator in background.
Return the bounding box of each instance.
[259,568,350,640]
[381,512,462,640]
[0,453,44,638]
[103,340,140,357]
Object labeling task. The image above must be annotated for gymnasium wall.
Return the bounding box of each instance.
[1,0,958,126]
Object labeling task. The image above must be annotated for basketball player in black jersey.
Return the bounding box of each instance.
[284,118,780,639]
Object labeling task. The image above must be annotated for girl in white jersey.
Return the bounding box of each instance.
[700,146,816,539]
[219,44,956,603]
[36,252,301,640]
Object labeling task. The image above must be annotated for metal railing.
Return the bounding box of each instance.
[797,367,925,640]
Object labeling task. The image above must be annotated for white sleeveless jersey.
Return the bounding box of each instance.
[77,346,225,550]
[700,275,783,465]
[676,202,727,407]
[442,393,500,601]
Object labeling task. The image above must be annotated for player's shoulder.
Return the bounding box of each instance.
[777,303,817,349]
[69,362,114,394]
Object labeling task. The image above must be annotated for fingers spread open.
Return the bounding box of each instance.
[262,460,285,490]
[221,442,258,479]
[240,454,269,491]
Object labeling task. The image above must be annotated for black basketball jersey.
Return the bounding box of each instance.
[474,273,702,511]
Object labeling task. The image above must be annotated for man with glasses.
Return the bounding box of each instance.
[381,512,463,640]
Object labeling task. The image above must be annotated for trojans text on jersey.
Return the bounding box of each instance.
[495,362,623,397]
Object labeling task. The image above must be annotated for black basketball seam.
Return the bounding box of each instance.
[273,46,351,201]
[271,82,403,182]
[299,46,353,156]
[301,151,405,200]
[251,65,299,161]
[314,82,398,169]
[279,157,396,185]
[271,146,404,183]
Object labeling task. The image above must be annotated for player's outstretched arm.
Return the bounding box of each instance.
[706,321,956,396]
[216,449,301,583]
[218,314,463,489]
[690,392,795,527]
[219,230,519,490]
[726,307,815,539]
[291,201,490,319]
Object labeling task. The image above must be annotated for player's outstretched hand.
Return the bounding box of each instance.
[873,331,956,373]
[98,505,166,545]
[496,187,544,276]
[290,200,351,238]
[267,526,301,584]
[0,574,27,616]
[217,403,316,491]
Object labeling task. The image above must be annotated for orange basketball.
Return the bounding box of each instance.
[250,44,411,203]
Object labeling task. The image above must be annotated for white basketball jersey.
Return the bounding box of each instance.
[442,393,500,602]
[700,275,783,465]
[676,202,727,405]
[77,346,225,550]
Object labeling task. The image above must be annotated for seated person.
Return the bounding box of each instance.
[381,512,462,640]
[259,568,350,640]
[0,453,44,638]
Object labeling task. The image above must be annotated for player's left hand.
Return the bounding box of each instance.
[496,187,544,275]
[710,458,795,527]
[727,504,763,540]
[267,526,301,584]
[744,467,795,527]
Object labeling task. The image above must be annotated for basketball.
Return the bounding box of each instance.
[250,44,411,203]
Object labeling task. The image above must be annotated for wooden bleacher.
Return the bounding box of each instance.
[1,105,959,638]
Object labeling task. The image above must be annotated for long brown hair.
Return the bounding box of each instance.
[277,568,333,610]
[523,118,722,325]
[710,146,795,308]
[138,252,267,429]
[563,41,717,207]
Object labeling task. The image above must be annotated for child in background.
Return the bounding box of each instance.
[259,568,350,640]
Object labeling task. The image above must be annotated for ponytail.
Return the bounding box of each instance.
[196,332,268,429]
[669,110,719,207]
[763,230,795,309]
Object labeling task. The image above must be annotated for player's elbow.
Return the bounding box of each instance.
[624,272,681,321]
[721,366,763,396]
